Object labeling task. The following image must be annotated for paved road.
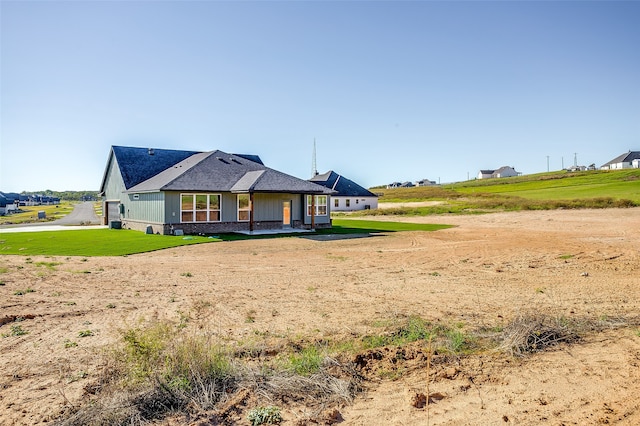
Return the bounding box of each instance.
[0,202,103,232]
[50,201,101,225]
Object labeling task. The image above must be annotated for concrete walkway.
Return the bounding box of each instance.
[0,225,107,234]
[234,228,314,235]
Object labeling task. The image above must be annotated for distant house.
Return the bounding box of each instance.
[99,146,334,235]
[415,179,436,187]
[566,164,596,172]
[386,181,415,188]
[0,192,20,215]
[310,171,378,211]
[600,151,640,170]
[477,166,520,179]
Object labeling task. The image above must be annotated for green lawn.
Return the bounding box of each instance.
[0,202,77,225]
[329,219,453,233]
[369,170,640,215]
[0,229,218,256]
[451,169,640,202]
[0,220,451,256]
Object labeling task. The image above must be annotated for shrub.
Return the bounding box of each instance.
[497,313,580,356]
[247,406,282,425]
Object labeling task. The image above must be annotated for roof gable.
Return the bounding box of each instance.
[111,146,200,190]
[602,151,640,167]
[310,170,377,197]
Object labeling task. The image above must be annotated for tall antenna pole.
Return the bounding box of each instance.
[312,138,318,177]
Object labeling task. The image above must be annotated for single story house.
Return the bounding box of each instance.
[600,151,640,170]
[310,170,378,211]
[0,192,20,215]
[99,146,334,235]
[415,179,436,187]
[386,181,415,189]
[477,166,520,179]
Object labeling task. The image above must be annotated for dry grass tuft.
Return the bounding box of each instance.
[497,313,582,356]
[56,321,361,425]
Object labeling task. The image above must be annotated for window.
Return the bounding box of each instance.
[181,193,220,222]
[334,198,339,208]
[307,195,327,216]
[345,199,350,208]
[237,194,250,221]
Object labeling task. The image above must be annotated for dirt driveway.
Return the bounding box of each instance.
[1,208,639,425]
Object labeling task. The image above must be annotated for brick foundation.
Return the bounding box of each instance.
[120,219,331,235]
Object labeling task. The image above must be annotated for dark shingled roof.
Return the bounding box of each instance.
[111,146,200,190]
[123,149,332,194]
[310,171,377,197]
[601,151,640,168]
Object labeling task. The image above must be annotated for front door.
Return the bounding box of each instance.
[282,200,291,228]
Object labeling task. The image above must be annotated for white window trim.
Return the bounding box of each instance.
[306,195,328,216]
[237,194,251,222]
[180,193,222,223]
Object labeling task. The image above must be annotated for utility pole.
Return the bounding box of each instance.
[311,138,318,178]
[546,156,550,172]
[574,152,578,167]
[562,157,564,169]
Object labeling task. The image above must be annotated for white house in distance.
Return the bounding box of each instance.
[477,166,520,179]
[310,170,378,211]
[600,151,640,170]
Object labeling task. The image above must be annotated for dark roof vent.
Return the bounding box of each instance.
[231,158,242,165]
[217,157,230,164]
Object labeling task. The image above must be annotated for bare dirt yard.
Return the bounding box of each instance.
[1,208,639,425]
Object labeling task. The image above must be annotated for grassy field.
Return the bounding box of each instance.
[451,169,640,201]
[0,220,450,256]
[365,169,640,215]
[330,219,452,232]
[0,229,218,256]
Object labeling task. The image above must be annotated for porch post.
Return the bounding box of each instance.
[311,194,315,230]
[249,192,255,232]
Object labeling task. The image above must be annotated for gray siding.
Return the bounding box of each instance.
[102,156,126,201]
[221,193,236,222]
[163,192,310,224]
[116,188,330,232]
[163,191,181,225]
[253,193,302,221]
[303,195,331,225]
[163,191,236,223]
[123,192,165,223]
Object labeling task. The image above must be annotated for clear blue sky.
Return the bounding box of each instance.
[1,1,638,192]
